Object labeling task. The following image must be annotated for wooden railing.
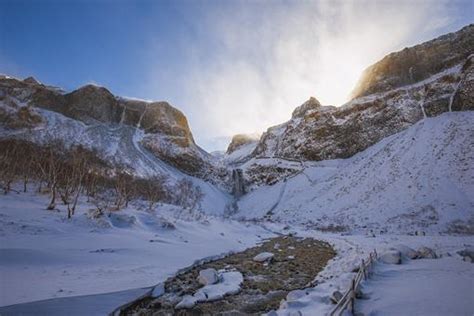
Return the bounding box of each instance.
[329,249,378,316]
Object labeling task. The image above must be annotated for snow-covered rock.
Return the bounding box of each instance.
[457,248,474,262]
[417,247,437,259]
[379,250,402,264]
[198,268,219,285]
[390,245,419,259]
[175,270,243,309]
[253,252,274,262]
[175,294,197,309]
[286,289,307,302]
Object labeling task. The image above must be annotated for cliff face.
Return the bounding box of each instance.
[249,25,474,162]
[0,76,226,185]
[351,24,474,98]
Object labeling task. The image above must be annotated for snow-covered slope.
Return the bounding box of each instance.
[0,189,271,307]
[237,112,474,234]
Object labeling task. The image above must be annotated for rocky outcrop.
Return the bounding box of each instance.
[248,25,474,162]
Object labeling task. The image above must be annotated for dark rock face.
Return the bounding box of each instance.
[251,25,474,162]
[351,24,474,98]
[452,54,474,111]
[63,85,122,124]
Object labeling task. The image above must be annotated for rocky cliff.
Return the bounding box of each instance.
[247,24,473,162]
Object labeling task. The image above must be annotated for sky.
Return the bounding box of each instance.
[0,0,472,151]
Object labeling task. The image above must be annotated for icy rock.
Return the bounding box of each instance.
[390,244,419,259]
[286,289,306,301]
[274,243,281,250]
[253,252,274,262]
[417,246,437,259]
[151,283,165,298]
[287,255,295,260]
[379,250,402,264]
[198,268,219,285]
[330,290,343,304]
[175,295,196,309]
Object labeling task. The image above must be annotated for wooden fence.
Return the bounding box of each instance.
[329,249,378,316]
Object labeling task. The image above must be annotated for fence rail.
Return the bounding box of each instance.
[329,249,378,316]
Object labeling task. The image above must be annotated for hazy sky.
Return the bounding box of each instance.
[1,0,472,151]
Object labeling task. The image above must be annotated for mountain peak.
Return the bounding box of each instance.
[291,96,321,118]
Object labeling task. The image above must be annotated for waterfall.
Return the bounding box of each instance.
[232,169,245,198]
[119,106,127,125]
[137,104,148,129]
[448,80,462,112]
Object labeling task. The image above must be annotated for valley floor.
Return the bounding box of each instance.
[0,189,472,315]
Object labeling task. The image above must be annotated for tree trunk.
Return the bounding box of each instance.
[47,185,56,210]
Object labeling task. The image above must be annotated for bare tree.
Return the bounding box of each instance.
[174,178,204,210]
[137,174,169,211]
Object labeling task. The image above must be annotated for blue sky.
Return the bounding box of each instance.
[1,0,472,151]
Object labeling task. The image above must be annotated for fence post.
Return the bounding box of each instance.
[361,259,366,279]
[349,278,356,313]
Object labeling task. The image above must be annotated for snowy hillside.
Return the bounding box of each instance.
[0,189,271,307]
[0,98,232,215]
[237,112,474,234]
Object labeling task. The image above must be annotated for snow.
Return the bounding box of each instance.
[176,270,243,308]
[357,257,474,316]
[0,189,271,308]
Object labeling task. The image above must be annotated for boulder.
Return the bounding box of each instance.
[286,289,307,302]
[390,244,419,259]
[175,295,196,309]
[457,248,474,262]
[330,290,343,304]
[198,268,219,285]
[417,246,437,259]
[253,252,274,262]
[379,250,402,264]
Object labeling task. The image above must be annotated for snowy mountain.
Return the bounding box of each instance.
[232,24,473,166]
[236,112,474,234]
[0,77,233,214]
